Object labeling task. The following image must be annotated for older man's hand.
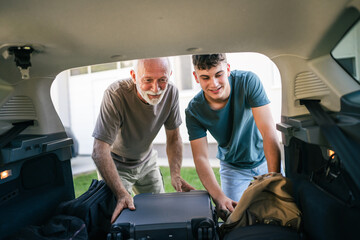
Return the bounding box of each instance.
[111,190,135,224]
[171,175,196,192]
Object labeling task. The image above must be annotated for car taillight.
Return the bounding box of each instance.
[0,170,12,180]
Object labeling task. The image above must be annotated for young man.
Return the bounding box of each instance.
[185,54,281,220]
[92,57,194,223]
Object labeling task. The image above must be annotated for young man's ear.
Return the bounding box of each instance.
[227,63,231,77]
[193,71,200,84]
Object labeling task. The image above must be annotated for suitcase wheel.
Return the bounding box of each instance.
[195,218,215,240]
[198,227,214,240]
[107,232,123,240]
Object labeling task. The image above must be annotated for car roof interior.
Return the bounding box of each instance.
[1,0,360,136]
[0,0,358,75]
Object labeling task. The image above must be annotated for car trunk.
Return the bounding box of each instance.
[278,92,360,240]
[0,130,75,239]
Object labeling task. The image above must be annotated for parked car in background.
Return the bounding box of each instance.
[0,0,359,239]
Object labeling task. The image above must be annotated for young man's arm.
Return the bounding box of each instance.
[92,139,135,223]
[252,104,281,172]
[190,137,237,220]
[165,127,195,192]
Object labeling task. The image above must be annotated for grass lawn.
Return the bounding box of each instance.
[73,167,220,198]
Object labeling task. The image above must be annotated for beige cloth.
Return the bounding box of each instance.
[220,173,302,236]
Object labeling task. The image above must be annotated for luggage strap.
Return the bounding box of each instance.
[0,120,34,148]
[301,100,360,189]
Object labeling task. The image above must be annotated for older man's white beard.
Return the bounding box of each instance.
[136,84,167,105]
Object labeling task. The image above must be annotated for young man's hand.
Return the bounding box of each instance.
[214,194,237,221]
[171,175,196,192]
[111,190,136,224]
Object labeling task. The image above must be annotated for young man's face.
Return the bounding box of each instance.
[131,58,171,105]
[193,62,231,104]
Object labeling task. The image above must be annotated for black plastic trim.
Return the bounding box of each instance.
[340,90,360,114]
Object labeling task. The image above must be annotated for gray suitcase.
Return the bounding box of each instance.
[107,190,218,240]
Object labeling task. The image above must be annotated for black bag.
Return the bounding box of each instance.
[12,215,88,240]
[108,190,218,240]
[56,179,116,240]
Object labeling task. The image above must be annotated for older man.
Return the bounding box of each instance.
[92,57,194,223]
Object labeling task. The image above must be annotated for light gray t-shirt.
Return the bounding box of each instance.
[92,79,182,168]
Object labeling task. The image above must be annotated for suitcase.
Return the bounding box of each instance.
[107,190,218,240]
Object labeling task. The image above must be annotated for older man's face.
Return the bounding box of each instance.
[131,58,171,105]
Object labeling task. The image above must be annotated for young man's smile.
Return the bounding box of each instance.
[208,86,223,94]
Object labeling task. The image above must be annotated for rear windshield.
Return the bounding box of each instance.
[332,20,360,83]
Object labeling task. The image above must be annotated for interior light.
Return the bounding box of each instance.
[0,170,12,180]
[328,149,335,159]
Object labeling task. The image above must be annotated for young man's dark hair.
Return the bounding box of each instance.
[192,54,227,70]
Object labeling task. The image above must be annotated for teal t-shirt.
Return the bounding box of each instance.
[185,70,270,168]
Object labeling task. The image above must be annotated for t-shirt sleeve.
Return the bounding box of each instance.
[185,107,207,141]
[245,72,270,108]
[164,86,182,130]
[92,89,122,145]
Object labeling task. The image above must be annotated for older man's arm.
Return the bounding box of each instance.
[165,127,195,192]
[92,139,135,223]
